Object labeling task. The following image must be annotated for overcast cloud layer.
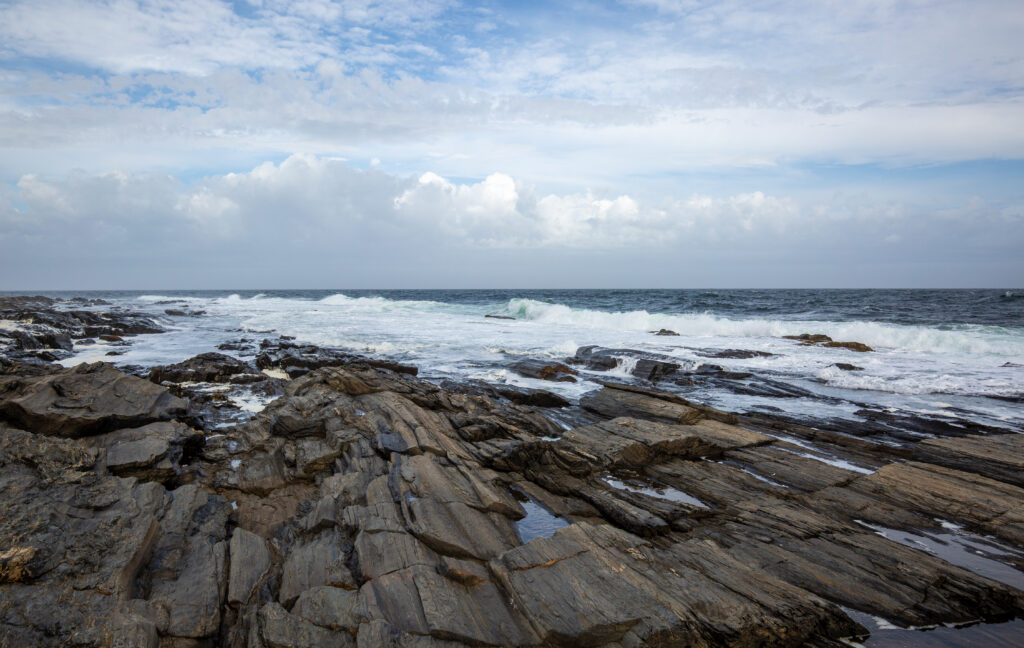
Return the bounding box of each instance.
[1,0,1022,288]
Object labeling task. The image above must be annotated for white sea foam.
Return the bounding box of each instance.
[45,291,1020,429]
[505,298,1024,356]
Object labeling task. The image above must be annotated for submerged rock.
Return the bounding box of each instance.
[565,345,620,371]
[823,340,874,352]
[783,333,873,352]
[783,333,833,344]
[697,348,775,359]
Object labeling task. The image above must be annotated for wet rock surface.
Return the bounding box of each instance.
[783,333,874,352]
[509,358,579,382]
[1,302,1023,647]
[256,339,418,378]
[0,296,163,364]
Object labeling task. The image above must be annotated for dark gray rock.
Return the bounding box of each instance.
[0,362,187,437]
[697,348,774,359]
[912,434,1024,488]
[3,347,1024,648]
[257,339,418,378]
[651,328,680,336]
[148,352,261,384]
[258,602,355,648]
[228,528,271,605]
[279,530,357,606]
[86,421,203,484]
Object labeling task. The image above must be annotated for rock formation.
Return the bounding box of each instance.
[1,303,1022,647]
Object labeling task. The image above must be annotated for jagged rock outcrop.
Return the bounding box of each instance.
[148,352,264,385]
[2,355,1023,647]
[0,296,162,363]
[256,339,418,378]
[0,424,224,646]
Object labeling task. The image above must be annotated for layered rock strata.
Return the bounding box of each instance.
[1,343,1022,646]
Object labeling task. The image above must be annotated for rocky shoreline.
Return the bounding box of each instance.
[1,297,1022,647]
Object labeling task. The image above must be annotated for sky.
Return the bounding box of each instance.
[1,0,1022,288]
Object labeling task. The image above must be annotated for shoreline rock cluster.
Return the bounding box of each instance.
[1,298,1023,647]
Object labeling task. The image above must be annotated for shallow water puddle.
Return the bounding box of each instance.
[602,476,710,509]
[227,389,275,414]
[770,439,877,475]
[509,488,569,542]
[717,459,792,489]
[856,520,1024,590]
[840,607,1024,648]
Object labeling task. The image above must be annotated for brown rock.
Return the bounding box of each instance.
[783,333,832,343]
[560,416,766,470]
[844,461,1024,545]
[823,341,874,352]
[509,359,579,382]
[357,564,538,646]
[651,328,680,336]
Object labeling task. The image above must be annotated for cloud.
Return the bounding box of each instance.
[0,0,452,75]
[1,154,1021,288]
[0,2,1021,286]
[1,0,1022,186]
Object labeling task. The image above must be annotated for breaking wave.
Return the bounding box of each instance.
[505,298,1023,356]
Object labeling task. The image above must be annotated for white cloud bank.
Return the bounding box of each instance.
[2,155,1021,288]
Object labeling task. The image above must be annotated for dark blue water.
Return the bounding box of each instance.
[6,288,1023,328]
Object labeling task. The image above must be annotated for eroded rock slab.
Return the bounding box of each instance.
[913,433,1024,488]
[0,362,186,437]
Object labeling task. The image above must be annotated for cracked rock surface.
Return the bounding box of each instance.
[2,346,1023,646]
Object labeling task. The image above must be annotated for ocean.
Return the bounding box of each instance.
[6,287,1024,646]
[14,288,1023,433]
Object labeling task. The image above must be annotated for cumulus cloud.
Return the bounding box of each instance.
[1,155,1021,288]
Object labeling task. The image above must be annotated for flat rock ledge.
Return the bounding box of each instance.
[1,357,1023,647]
